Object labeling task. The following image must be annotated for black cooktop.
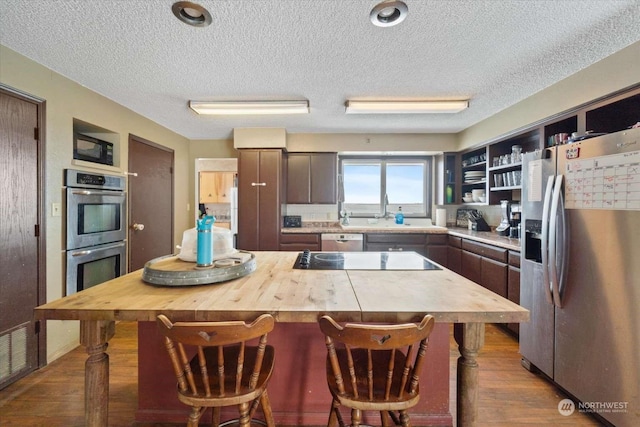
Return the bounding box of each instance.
[293,251,441,271]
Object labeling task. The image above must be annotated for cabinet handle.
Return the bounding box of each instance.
[251,182,267,186]
[388,247,403,251]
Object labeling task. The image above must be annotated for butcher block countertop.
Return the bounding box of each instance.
[35,251,528,324]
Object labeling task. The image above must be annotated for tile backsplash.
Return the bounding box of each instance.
[285,204,339,221]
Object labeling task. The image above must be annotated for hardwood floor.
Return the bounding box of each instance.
[0,322,603,426]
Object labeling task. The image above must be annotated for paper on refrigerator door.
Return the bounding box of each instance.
[527,159,543,202]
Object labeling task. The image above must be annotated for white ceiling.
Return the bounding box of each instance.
[1,0,639,140]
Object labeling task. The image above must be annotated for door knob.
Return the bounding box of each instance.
[132,223,145,231]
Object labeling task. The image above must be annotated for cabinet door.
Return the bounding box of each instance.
[237,150,260,250]
[461,250,481,283]
[286,153,337,204]
[286,154,311,203]
[257,150,282,250]
[480,257,508,298]
[426,245,447,267]
[310,153,337,204]
[447,246,462,274]
[507,265,521,335]
[199,172,234,203]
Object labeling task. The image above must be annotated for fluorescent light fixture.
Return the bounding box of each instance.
[189,100,310,115]
[345,100,469,114]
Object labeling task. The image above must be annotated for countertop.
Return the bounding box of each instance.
[282,222,522,251]
[35,251,528,325]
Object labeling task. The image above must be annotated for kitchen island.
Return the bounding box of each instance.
[34,251,528,427]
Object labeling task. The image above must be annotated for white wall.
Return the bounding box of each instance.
[1,45,193,361]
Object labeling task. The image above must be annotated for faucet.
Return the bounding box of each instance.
[381,193,392,220]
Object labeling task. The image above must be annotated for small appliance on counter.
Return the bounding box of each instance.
[496,200,521,237]
[283,215,302,228]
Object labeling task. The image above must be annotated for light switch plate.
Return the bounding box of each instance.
[52,202,61,217]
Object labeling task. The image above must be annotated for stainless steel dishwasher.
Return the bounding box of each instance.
[321,233,364,251]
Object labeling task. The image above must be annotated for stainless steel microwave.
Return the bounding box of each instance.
[73,132,114,166]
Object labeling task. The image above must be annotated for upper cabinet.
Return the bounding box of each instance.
[286,152,337,204]
[199,171,235,204]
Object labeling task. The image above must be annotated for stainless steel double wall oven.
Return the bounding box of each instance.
[65,169,126,296]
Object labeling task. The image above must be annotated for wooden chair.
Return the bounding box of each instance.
[318,314,436,427]
[156,314,276,427]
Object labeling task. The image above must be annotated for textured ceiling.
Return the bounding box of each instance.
[1,0,639,140]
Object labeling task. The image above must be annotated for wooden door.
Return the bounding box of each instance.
[0,88,45,389]
[128,135,174,272]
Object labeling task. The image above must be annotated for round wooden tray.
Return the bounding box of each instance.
[142,251,256,286]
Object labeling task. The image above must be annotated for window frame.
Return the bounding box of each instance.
[339,155,432,218]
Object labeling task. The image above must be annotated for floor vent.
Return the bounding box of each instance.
[0,323,28,383]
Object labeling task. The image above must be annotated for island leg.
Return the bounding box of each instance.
[454,322,485,427]
[80,320,115,427]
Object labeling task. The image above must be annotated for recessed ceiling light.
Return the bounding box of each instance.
[172,1,212,27]
[370,1,408,27]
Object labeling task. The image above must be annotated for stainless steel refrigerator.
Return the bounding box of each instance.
[520,127,640,426]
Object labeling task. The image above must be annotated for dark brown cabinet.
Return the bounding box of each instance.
[461,251,482,284]
[279,233,320,251]
[425,234,448,266]
[507,250,521,335]
[237,149,283,251]
[364,233,427,256]
[286,152,337,204]
[447,236,462,274]
[480,257,508,298]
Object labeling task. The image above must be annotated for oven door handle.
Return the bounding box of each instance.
[70,241,126,256]
[70,190,126,197]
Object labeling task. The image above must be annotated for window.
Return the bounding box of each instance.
[339,156,431,217]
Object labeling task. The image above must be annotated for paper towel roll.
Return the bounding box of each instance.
[435,208,447,227]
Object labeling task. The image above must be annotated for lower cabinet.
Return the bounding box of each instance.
[480,257,508,298]
[461,251,482,284]
[363,233,449,262]
[507,250,521,335]
[364,233,427,256]
[447,236,462,274]
[453,235,521,338]
[279,233,320,251]
[425,234,448,266]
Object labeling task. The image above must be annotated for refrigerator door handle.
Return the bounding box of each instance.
[541,175,555,305]
[549,174,564,308]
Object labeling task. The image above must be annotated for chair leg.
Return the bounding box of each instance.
[259,390,276,427]
[351,408,361,427]
[211,407,221,427]
[399,410,412,427]
[187,406,205,427]
[380,410,391,426]
[238,402,251,427]
[327,398,342,427]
